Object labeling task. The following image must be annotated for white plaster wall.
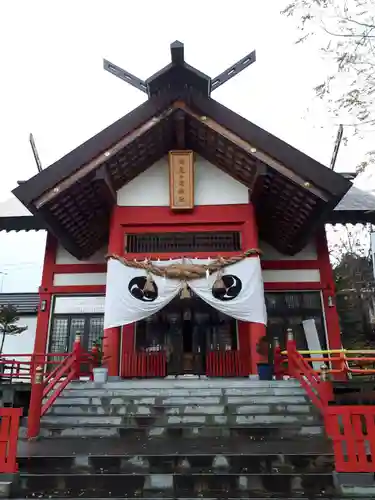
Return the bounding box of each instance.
[260,240,317,260]
[53,262,321,286]
[53,273,107,286]
[55,245,106,264]
[262,269,321,283]
[54,295,105,314]
[53,268,320,288]
[117,156,249,207]
[2,315,36,360]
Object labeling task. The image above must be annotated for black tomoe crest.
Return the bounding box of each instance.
[212,274,242,301]
[128,276,158,302]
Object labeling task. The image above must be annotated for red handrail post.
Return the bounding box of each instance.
[27,366,44,439]
[73,334,82,379]
[90,344,99,380]
[320,364,334,405]
[286,328,297,378]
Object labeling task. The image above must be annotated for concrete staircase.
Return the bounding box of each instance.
[15,378,357,498]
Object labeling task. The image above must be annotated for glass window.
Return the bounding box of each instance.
[265,291,326,350]
[49,314,104,353]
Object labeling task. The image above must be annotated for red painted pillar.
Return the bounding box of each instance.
[102,206,123,376]
[33,233,56,366]
[120,324,135,377]
[316,227,342,351]
[316,227,346,380]
[242,202,267,374]
[102,327,121,376]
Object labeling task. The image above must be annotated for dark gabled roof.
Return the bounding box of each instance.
[0,216,46,232]
[0,293,39,315]
[13,89,349,208]
[12,91,352,258]
[11,44,353,258]
[329,184,375,224]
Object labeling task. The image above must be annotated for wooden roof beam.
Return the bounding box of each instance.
[34,106,177,210]
[174,109,186,149]
[170,41,184,66]
[94,165,117,206]
[176,102,329,202]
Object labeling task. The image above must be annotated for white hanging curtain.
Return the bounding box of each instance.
[104,258,182,328]
[104,256,267,329]
[189,257,267,325]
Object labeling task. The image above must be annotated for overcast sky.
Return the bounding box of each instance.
[0,0,373,292]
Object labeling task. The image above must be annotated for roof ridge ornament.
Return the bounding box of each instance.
[103,41,256,98]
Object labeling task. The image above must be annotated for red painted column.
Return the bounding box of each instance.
[33,233,56,364]
[316,227,342,350]
[102,327,120,376]
[316,227,346,380]
[242,202,267,374]
[102,206,123,376]
[120,324,135,377]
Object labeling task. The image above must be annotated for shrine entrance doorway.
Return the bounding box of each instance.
[135,294,238,376]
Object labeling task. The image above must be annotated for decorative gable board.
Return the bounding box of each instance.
[116,156,249,207]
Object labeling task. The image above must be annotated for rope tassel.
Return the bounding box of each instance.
[212,271,225,292]
[143,273,156,295]
[180,282,191,299]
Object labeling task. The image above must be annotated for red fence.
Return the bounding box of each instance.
[286,329,375,473]
[0,408,22,473]
[287,337,333,412]
[206,351,247,377]
[0,351,92,383]
[27,335,95,439]
[325,406,375,472]
[121,352,166,378]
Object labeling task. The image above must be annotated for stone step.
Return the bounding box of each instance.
[18,451,334,474]
[17,436,332,457]
[59,387,306,398]
[19,423,324,439]
[11,498,351,500]
[38,412,320,426]
[8,493,354,500]
[15,471,338,498]
[50,394,310,406]
[47,403,314,416]
[67,379,301,390]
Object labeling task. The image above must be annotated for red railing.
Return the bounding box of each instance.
[0,353,77,382]
[121,352,166,378]
[286,328,375,473]
[286,334,333,412]
[0,408,22,473]
[325,406,375,472]
[206,350,247,377]
[27,335,95,439]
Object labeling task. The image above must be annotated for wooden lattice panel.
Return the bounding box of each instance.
[255,170,322,253]
[46,116,175,257]
[108,116,174,190]
[185,116,259,189]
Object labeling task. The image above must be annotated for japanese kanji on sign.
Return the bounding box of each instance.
[169,150,194,210]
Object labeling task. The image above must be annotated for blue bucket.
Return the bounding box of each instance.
[257,363,273,381]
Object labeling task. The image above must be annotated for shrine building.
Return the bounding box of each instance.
[3,41,375,378]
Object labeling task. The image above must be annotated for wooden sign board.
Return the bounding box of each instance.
[169,150,194,210]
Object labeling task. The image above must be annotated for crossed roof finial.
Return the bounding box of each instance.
[103,41,256,98]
